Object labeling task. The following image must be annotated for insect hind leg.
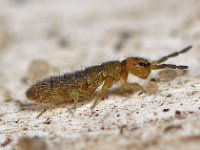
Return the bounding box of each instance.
[71,91,79,109]
[70,88,96,109]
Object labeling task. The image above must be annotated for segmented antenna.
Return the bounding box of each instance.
[155,64,188,70]
[150,45,192,70]
[153,45,192,64]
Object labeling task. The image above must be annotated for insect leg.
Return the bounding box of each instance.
[91,77,113,108]
[120,73,146,93]
[124,82,146,93]
[71,91,79,109]
[78,89,94,98]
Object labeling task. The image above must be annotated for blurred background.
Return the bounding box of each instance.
[0,0,199,86]
[0,0,200,149]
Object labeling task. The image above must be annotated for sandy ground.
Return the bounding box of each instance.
[0,0,200,149]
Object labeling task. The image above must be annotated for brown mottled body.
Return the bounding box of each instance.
[26,46,192,108]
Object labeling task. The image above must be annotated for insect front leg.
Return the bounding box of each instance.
[92,77,113,108]
[123,82,146,93]
[120,72,146,93]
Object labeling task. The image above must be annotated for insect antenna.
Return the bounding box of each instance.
[150,45,192,70]
[152,45,192,64]
[151,64,188,70]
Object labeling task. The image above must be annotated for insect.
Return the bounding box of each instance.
[26,45,192,109]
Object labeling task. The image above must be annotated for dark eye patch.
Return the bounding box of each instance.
[138,62,150,67]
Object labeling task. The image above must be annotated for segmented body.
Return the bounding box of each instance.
[26,61,123,105]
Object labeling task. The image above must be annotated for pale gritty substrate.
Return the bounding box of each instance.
[0,0,200,150]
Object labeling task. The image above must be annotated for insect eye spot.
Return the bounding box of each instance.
[138,62,146,66]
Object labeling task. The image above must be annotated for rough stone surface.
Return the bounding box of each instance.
[0,0,200,150]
